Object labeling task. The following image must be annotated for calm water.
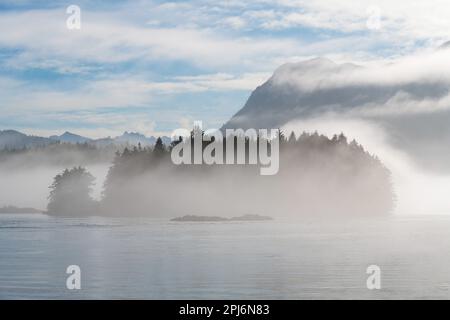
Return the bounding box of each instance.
[1,214,450,299]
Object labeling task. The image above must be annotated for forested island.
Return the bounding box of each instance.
[45,131,395,218]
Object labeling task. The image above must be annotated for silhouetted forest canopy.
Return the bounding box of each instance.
[47,167,98,216]
[47,131,395,217]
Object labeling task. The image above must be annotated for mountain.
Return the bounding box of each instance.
[50,131,92,144]
[438,41,450,50]
[94,132,171,147]
[223,58,357,129]
[0,130,171,150]
[91,137,116,148]
[114,131,156,147]
[0,130,54,150]
[223,57,447,130]
[222,55,450,172]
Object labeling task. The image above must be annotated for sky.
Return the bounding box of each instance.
[0,0,450,138]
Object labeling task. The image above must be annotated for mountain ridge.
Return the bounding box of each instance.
[222,54,450,172]
[0,130,171,150]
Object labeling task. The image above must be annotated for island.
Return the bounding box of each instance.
[0,206,43,214]
[171,214,273,222]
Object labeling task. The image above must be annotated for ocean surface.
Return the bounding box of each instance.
[1,213,450,299]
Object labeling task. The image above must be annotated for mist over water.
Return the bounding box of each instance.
[2,213,450,299]
[0,118,443,217]
[3,0,450,302]
[0,164,109,209]
[283,117,450,215]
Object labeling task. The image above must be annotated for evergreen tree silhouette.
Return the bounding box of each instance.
[47,167,96,216]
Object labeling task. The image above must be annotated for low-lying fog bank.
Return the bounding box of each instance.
[284,117,450,216]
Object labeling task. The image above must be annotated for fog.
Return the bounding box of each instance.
[224,49,450,175]
[0,120,444,217]
[0,153,110,209]
[97,134,393,218]
[283,116,450,215]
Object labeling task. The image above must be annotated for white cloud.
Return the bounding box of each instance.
[271,49,450,118]
[0,8,304,71]
[222,16,247,29]
[0,2,421,74]
[19,111,166,139]
[282,116,450,215]
[172,72,270,91]
[0,71,269,114]
[270,0,450,41]
[3,0,450,138]
[0,77,153,112]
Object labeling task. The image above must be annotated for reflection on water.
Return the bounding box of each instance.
[0,214,450,299]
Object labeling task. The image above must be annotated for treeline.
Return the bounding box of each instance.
[0,142,117,168]
[47,132,395,217]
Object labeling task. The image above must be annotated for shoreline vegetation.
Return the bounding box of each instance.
[43,130,395,218]
[171,214,273,222]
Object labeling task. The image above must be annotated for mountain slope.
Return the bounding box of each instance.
[0,130,54,149]
[222,56,450,172]
[0,130,171,150]
[222,57,448,130]
[50,132,92,144]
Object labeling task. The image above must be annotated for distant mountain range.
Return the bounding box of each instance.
[0,130,54,150]
[49,131,92,144]
[0,129,171,150]
[4,49,450,171]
